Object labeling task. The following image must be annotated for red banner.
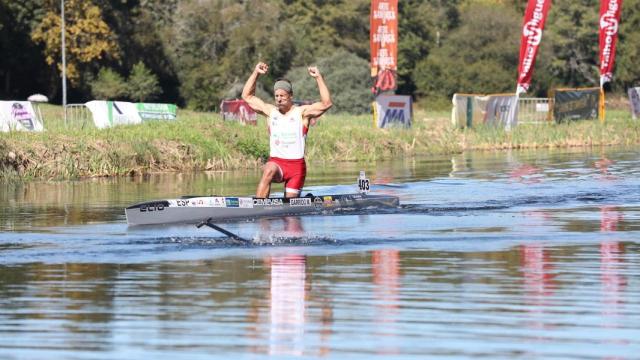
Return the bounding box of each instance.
[516,0,552,94]
[599,0,622,86]
[370,0,398,78]
[220,99,257,125]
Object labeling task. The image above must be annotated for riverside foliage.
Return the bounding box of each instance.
[2,0,640,109]
[1,104,639,180]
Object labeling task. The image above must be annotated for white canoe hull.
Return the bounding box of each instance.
[125,193,399,226]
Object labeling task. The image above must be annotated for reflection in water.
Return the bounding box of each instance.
[372,249,400,355]
[599,204,628,351]
[255,217,306,243]
[521,244,556,332]
[253,217,312,356]
[509,164,542,184]
[268,254,307,356]
[595,154,617,181]
[601,206,624,232]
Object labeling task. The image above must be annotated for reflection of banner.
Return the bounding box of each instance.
[370,0,398,77]
[373,95,411,129]
[220,99,257,125]
[599,0,622,86]
[516,0,552,94]
[628,87,640,119]
[85,101,177,129]
[552,88,600,123]
[0,101,45,132]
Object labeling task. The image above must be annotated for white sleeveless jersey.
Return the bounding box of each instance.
[268,106,308,159]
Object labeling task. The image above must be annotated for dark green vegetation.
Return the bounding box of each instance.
[2,0,640,111]
[1,104,638,180]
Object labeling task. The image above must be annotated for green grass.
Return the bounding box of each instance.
[1,104,638,180]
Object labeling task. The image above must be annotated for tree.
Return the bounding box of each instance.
[412,2,521,102]
[286,50,372,114]
[544,1,600,88]
[397,0,461,95]
[169,0,296,110]
[614,0,640,90]
[0,0,48,99]
[90,68,127,100]
[31,0,120,92]
[127,62,162,102]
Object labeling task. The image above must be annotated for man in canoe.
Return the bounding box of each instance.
[242,62,333,198]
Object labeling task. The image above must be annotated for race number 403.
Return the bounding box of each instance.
[358,171,370,194]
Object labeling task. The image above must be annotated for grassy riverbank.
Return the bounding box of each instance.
[1,104,639,180]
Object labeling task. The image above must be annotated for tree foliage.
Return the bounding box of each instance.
[127,62,162,102]
[413,3,520,99]
[286,50,372,114]
[31,0,120,87]
[91,67,127,100]
[1,0,639,108]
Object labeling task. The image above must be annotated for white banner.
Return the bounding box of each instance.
[628,87,640,120]
[0,101,45,132]
[451,94,518,129]
[485,95,518,128]
[85,101,177,129]
[373,95,412,128]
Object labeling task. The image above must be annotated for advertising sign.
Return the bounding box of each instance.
[370,0,398,77]
[373,95,412,129]
[485,95,519,128]
[553,88,600,122]
[220,99,257,125]
[628,87,640,119]
[86,101,177,129]
[516,0,552,94]
[0,101,45,132]
[599,0,622,86]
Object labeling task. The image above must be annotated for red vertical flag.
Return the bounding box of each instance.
[516,0,553,95]
[599,0,623,87]
[370,0,398,94]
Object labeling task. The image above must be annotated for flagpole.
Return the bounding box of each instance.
[61,0,67,125]
[599,80,606,123]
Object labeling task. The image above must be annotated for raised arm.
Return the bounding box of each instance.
[301,66,333,120]
[242,62,274,116]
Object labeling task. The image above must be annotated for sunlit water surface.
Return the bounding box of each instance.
[1,147,639,359]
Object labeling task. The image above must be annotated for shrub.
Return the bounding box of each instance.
[127,61,162,102]
[91,68,127,100]
[285,50,373,114]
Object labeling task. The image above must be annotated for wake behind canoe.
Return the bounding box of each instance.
[125,193,400,226]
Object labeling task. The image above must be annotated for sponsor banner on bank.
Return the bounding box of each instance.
[373,94,412,129]
[370,0,398,77]
[516,0,552,94]
[85,100,177,129]
[0,101,44,132]
[485,95,518,129]
[552,88,600,123]
[220,99,257,125]
[599,0,622,86]
[628,87,640,119]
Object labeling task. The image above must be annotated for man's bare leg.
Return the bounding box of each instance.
[285,191,300,198]
[256,162,282,198]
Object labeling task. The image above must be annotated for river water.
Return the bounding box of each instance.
[1,147,639,359]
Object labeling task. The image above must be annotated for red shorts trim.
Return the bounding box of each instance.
[268,157,306,192]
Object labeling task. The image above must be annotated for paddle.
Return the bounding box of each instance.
[196,218,250,243]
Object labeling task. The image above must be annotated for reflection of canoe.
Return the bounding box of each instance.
[125,193,400,226]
